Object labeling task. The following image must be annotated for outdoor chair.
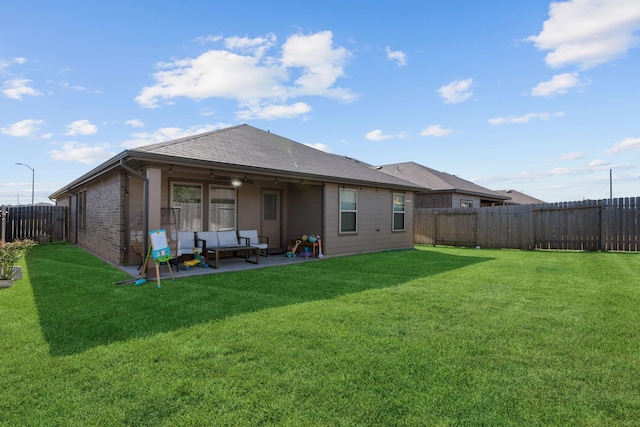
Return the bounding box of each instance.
[238,229,269,257]
[174,231,199,271]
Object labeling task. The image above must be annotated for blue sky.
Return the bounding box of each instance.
[2,0,640,205]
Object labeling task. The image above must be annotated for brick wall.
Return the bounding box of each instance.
[77,171,125,266]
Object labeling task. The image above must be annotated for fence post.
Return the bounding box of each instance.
[1,206,6,243]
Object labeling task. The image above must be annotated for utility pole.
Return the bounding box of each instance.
[15,163,34,207]
[609,169,612,200]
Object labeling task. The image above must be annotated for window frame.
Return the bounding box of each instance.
[392,193,406,231]
[208,184,236,231]
[460,199,474,208]
[170,182,203,232]
[339,188,358,234]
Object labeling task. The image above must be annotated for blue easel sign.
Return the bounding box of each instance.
[149,229,171,260]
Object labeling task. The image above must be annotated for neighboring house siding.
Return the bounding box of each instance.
[79,171,125,266]
[324,183,414,256]
[452,193,480,209]
[416,192,452,208]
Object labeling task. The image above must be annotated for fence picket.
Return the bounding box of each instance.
[1,205,67,243]
[415,197,640,252]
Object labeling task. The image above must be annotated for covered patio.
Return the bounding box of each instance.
[117,250,324,281]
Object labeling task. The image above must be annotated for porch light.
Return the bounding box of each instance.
[274,177,278,184]
[231,178,242,187]
[210,170,214,179]
[169,165,173,174]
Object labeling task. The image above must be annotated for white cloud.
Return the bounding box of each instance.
[60,81,102,94]
[605,137,640,154]
[489,112,564,125]
[2,78,42,100]
[365,130,393,141]
[49,142,115,164]
[225,33,277,58]
[236,102,311,120]
[437,78,473,103]
[385,47,407,67]
[531,72,589,97]
[527,0,640,69]
[65,119,98,136]
[304,142,332,153]
[420,125,453,137]
[559,151,586,161]
[0,57,27,75]
[136,30,355,119]
[125,119,145,128]
[0,119,44,137]
[121,123,231,148]
[589,159,610,167]
[280,31,353,100]
[193,34,222,44]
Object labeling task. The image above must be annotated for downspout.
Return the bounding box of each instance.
[120,159,149,260]
[67,188,79,244]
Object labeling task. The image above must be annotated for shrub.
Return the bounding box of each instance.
[0,239,37,280]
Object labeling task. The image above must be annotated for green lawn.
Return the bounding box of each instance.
[1,243,639,426]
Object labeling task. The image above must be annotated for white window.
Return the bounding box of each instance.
[209,186,236,231]
[171,183,202,231]
[340,188,358,233]
[460,200,474,208]
[393,193,405,231]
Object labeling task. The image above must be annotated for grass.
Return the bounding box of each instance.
[1,243,640,425]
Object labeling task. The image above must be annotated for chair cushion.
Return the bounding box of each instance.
[196,231,219,248]
[238,230,268,250]
[218,230,239,246]
[238,229,258,244]
[177,231,195,256]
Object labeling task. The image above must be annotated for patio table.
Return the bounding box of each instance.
[206,245,260,269]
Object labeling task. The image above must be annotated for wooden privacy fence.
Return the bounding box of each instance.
[1,205,68,243]
[415,197,640,251]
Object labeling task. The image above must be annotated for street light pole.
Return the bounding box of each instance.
[15,163,34,207]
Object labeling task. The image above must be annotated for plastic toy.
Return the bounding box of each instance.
[182,249,209,270]
[286,240,302,257]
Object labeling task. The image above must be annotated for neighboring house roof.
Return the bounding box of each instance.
[377,162,510,201]
[50,124,422,199]
[494,189,545,205]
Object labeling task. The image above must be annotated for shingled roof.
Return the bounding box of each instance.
[377,162,509,201]
[50,124,421,198]
[494,189,545,205]
[131,124,421,188]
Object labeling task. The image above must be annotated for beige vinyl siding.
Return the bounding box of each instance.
[323,183,414,256]
[237,182,260,231]
[452,193,480,209]
[286,184,322,244]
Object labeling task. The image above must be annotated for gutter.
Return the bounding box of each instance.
[67,187,79,244]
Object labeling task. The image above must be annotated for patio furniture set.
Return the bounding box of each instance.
[175,229,268,270]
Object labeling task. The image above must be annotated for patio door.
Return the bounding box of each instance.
[261,189,281,252]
